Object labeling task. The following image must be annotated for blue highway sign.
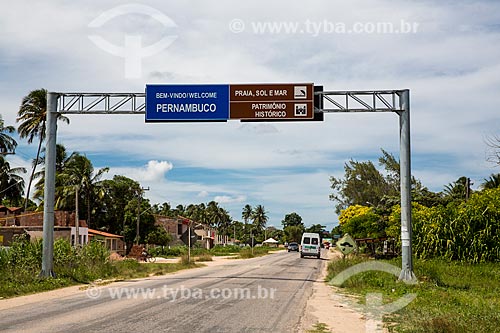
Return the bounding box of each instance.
[146,84,230,121]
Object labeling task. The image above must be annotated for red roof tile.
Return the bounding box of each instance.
[88,228,123,238]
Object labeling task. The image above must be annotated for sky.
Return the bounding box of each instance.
[1,0,499,230]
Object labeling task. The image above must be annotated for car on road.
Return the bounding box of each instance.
[287,242,299,252]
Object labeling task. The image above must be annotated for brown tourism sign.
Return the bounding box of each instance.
[229,83,314,120]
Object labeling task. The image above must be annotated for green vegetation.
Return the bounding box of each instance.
[194,253,213,262]
[3,92,266,245]
[2,90,281,248]
[237,246,270,259]
[330,149,500,263]
[148,244,238,258]
[326,149,500,331]
[282,212,305,242]
[148,244,274,260]
[0,236,197,298]
[210,244,241,256]
[148,246,188,258]
[17,88,70,211]
[326,257,500,332]
[307,322,331,333]
[389,189,500,262]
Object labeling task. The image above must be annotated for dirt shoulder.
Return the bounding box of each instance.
[300,249,370,333]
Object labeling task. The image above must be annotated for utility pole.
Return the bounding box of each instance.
[188,222,191,263]
[187,220,201,263]
[136,187,150,245]
[75,185,79,246]
[465,177,473,201]
[251,228,254,255]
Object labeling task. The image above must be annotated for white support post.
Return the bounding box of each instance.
[40,92,57,278]
[398,89,417,282]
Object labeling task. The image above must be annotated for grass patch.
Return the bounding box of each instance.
[237,247,270,259]
[148,244,277,258]
[111,259,198,279]
[307,322,331,333]
[195,253,213,262]
[210,244,241,256]
[326,257,500,332]
[0,237,199,298]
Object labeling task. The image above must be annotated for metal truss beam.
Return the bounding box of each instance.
[56,90,405,114]
[57,93,145,114]
[315,90,404,113]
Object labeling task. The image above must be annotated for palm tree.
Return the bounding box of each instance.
[59,153,109,227]
[172,204,185,217]
[17,88,70,211]
[481,173,500,189]
[242,204,253,225]
[185,203,207,225]
[0,156,26,206]
[443,176,469,201]
[204,201,218,228]
[0,115,17,155]
[241,204,253,244]
[251,204,268,232]
[216,207,232,236]
[33,144,74,203]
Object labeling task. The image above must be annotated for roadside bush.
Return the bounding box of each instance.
[180,254,193,265]
[7,234,42,271]
[0,246,8,269]
[238,246,269,258]
[79,240,110,263]
[195,253,213,262]
[190,247,210,256]
[53,240,113,282]
[388,188,500,263]
[149,245,187,257]
[0,238,198,298]
[239,248,255,258]
[53,238,77,267]
[210,245,241,255]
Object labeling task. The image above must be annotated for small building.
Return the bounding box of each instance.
[0,226,74,246]
[154,215,217,249]
[0,206,24,228]
[154,215,188,245]
[88,229,125,255]
[194,226,215,249]
[0,208,88,246]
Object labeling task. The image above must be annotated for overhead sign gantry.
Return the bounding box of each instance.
[41,85,416,282]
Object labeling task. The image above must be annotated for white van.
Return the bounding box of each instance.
[300,232,321,259]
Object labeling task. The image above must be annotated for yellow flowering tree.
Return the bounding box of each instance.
[338,205,372,225]
[338,205,384,239]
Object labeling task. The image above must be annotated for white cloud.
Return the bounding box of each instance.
[142,160,173,181]
[108,160,173,182]
[197,190,209,198]
[213,195,247,204]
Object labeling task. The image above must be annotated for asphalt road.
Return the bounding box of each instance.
[1,250,325,333]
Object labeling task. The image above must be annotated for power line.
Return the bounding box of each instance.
[0,178,24,195]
